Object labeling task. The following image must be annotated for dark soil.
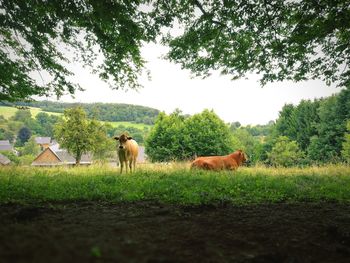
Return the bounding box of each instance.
[1,201,350,263]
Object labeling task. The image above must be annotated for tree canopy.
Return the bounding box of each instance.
[160,0,350,87]
[54,107,110,164]
[145,109,234,162]
[1,0,349,101]
[0,0,155,101]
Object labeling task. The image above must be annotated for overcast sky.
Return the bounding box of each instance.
[57,42,341,126]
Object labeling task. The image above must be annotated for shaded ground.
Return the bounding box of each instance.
[0,202,349,263]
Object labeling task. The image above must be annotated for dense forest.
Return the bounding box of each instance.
[146,86,350,165]
[0,101,160,125]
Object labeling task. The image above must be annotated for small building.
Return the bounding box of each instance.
[0,140,13,152]
[34,137,51,150]
[0,153,11,165]
[32,144,92,166]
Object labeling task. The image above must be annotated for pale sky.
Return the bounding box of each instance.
[56,42,341,126]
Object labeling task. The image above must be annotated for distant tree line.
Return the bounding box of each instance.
[146,87,350,166]
[263,86,350,165]
[2,101,160,125]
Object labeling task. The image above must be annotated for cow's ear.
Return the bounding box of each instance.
[113,136,119,141]
[127,136,133,140]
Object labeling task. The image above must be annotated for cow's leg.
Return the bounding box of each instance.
[120,161,124,174]
[133,157,136,172]
[129,159,133,173]
[125,161,129,173]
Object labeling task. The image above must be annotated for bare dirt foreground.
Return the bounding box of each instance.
[0,202,350,263]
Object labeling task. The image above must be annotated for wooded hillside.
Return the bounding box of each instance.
[1,101,160,125]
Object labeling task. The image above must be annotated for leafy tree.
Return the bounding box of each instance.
[275,104,298,141]
[0,129,15,143]
[159,0,350,87]
[146,109,234,162]
[17,127,31,146]
[55,107,105,165]
[231,128,262,165]
[2,1,349,102]
[182,109,233,158]
[229,122,241,131]
[307,87,350,162]
[275,100,320,151]
[145,111,186,162]
[293,100,320,151]
[11,109,32,122]
[242,122,274,137]
[341,121,350,163]
[89,120,115,162]
[1,0,157,101]
[18,154,36,166]
[268,136,305,167]
[22,136,40,156]
[35,112,61,137]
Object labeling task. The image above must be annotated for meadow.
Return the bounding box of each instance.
[0,106,62,119]
[0,106,151,130]
[1,164,349,205]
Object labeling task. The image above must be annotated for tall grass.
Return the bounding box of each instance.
[0,164,349,205]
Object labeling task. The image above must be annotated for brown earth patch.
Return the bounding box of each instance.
[0,202,349,263]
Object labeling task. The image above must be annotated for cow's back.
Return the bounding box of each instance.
[191,156,229,170]
[191,152,244,171]
[125,139,139,160]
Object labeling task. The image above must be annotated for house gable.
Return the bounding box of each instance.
[32,147,61,166]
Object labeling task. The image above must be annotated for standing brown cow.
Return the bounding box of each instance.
[191,150,247,171]
[114,134,139,173]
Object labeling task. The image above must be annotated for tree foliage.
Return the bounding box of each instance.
[22,136,40,156]
[54,107,107,164]
[9,101,160,125]
[275,100,320,151]
[341,121,350,163]
[270,86,350,163]
[145,111,186,162]
[0,0,156,101]
[145,109,234,162]
[159,0,350,87]
[17,126,31,146]
[268,136,305,167]
[182,109,233,158]
[1,1,349,102]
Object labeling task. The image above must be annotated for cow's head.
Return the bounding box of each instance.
[237,149,248,163]
[114,134,133,149]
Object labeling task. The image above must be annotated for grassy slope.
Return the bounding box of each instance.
[0,106,61,119]
[0,165,349,205]
[102,121,150,130]
[0,106,151,129]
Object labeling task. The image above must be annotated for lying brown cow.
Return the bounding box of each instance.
[114,134,139,173]
[191,150,247,171]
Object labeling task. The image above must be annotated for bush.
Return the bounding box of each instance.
[145,109,234,162]
[268,136,305,167]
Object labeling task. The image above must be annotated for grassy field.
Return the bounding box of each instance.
[0,106,151,130]
[102,121,151,129]
[0,164,349,205]
[0,106,61,119]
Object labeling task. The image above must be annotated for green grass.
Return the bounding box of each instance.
[0,164,349,205]
[0,106,61,119]
[103,121,151,129]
